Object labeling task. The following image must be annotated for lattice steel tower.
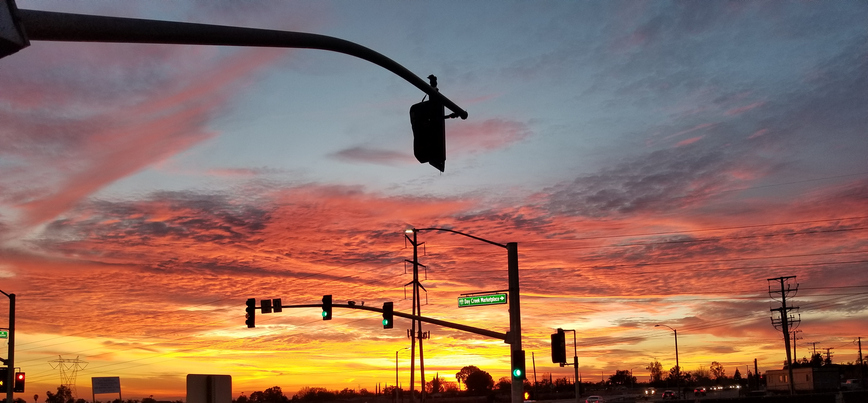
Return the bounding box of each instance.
[49,355,88,397]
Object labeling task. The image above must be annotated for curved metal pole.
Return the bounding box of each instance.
[415,227,506,249]
[14,8,468,120]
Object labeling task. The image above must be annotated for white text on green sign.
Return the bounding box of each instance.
[458,293,507,307]
[0,331,7,339]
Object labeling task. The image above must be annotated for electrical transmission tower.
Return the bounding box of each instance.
[49,355,88,397]
[768,276,800,395]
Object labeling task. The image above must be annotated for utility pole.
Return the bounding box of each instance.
[823,348,834,365]
[791,330,802,361]
[404,230,428,403]
[768,276,799,396]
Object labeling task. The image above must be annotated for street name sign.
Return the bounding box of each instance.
[0,331,7,339]
[458,293,507,308]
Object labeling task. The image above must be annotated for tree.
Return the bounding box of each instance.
[496,377,511,394]
[426,374,448,394]
[456,365,481,388]
[249,387,289,403]
[733,368,742,381]
[608,370,636,386]
[464,369,494,394]
[646,360,664,383]
[45,386,73,403]
[710,361,725,380]
[293,387,332,402]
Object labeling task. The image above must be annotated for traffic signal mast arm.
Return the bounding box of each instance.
[9,7,468,120]
[271,302,508,341]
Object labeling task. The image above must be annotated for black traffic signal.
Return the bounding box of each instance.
[13,372,24,392]
[245,298,256,328]
[322,295,332,320]
[261,299,272,314]
[0,367,6,392]
[410,99,446,172]
[511,349,526,381]
[551,328,566,363]
[272,298,282,313]
[382,302,393,329]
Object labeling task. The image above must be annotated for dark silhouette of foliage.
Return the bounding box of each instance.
[646,360,663,383]
[249,386,289,403]
[463,368,494,394]
[45,386,73,403]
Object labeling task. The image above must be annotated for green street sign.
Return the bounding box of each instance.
[458,293,507,308]
[0,331,7,339]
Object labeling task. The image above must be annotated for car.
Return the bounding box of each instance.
[842,379,861,390]
[661,390,677,399]
[694,386,707,396]
[644,387,656,396]
[584,396,605,403]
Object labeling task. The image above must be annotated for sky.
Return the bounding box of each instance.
[1,0,867,400]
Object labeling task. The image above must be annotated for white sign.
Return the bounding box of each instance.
[92,377,121,394]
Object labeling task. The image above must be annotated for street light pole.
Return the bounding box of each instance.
[410,228,523,403]
[396,347,408,403]
[655,325,679,398]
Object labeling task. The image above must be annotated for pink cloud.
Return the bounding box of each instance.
[676,136,704,147]
[748,128,769,139]
[726,101,765,116]
[446,118,532,153]
[663,122,715,141]
[8,48,284,226]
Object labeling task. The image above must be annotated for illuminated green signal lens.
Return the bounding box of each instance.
[513,368,523,378]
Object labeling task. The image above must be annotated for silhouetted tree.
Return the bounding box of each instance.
[608,370,636,386]
[250,387,289,403]
[733,368,742,382]
[426,374,447,394]
[810,352,823,367]
[464,368,494,394]
[496,377,511,394]
[646,360,664,383]
[45,386,73,403]
[710,361,725,380]
[456,365,481,389]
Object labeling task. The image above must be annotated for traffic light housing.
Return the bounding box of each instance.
[410,99,446,172]
[511,349,526,381]
[245,298,256,328]
[382,302,393,329]
[0,367,6,392]
[551,328,566,363]
[261,299,272,314]
[13,372,24,392]
[272,298,282,313]
[322,295,332,320]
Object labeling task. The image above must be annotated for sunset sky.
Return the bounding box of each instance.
[1,0,867,400]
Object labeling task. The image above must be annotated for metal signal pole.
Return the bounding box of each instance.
[0,290,14,403]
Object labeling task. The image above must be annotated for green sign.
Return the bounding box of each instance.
[458,293,507,308]
[0,331,7,339]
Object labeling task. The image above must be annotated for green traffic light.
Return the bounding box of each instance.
[322,310,327,317]
[383,319,390,326]
[513,368,522,377]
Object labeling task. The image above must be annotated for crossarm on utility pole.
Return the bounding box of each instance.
[13,8,468,120]
[278,303,507,341]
